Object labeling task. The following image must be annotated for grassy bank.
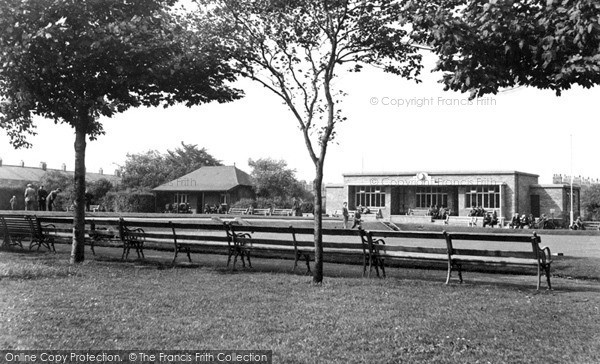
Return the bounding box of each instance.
[1,247,599,363]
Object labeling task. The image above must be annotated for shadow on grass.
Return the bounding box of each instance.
[0,246,81,280]
[3,243,600,293]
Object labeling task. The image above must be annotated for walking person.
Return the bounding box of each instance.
[37,185,48,211]
[342,202,349,229]
[46,188,62,211]
[351,206,362,229]
[9,195,16,210]
[24,183,35,211]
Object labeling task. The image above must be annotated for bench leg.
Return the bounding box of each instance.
[379,258,386,278]
[244,248,251,268]
[135,242,144,259]
[446,261,463,284]
[45,237,56,254]
[186,248,192,263]
[293,252,300,272]
[122,243,130,260]
[172,247,179,265]
[372,257,379,278]
[304,253,311,275]
[545,265,552,290]
[227,248,233,267]
[232,250,240,269]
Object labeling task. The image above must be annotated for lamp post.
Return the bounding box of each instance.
[570,134,574,227]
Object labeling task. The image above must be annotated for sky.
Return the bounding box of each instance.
[1,52,599,185]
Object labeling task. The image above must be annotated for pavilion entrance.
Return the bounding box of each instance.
[390,186,459,216]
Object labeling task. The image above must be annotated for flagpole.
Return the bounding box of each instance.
[570,134,574,227]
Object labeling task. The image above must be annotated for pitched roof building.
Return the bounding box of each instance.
[153,165,254,213]
[0,159,121,188]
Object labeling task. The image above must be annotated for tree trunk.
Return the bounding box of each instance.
[70,123,87,264]
[312,162,324,284]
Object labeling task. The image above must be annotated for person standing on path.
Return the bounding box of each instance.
[38,185,48,211]
[24,184,36,211]
[342,202,349,229]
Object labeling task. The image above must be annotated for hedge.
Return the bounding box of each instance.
[102,192,155,213]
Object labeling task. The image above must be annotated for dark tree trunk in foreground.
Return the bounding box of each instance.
[70,122,87,264]
[312,162,324,284]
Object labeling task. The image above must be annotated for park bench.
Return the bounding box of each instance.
[444,231,552,290]
[228,207,248,215]
[361,207,383,219]
[250,208,271,216]
[271,208,293,216]
[358,229,449,279]
[583,221,600,230]
[331,209,356,218]
[446,216,480,227]
[224,222,252,269]
[118,218,146,260]
[0,215,56,252]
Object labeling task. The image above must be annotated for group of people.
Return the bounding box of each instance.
[468,206,487,217]
[509,213,535,229]
[164,202,193,213]
[427,205,450,220]
[10,184,62,211]
[204,203,226,214]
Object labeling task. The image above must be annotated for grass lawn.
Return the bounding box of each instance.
[1,245,599,364]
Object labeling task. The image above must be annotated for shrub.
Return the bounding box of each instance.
[0,187,26,210]
[102,192,155,213]
[229,198,257,209]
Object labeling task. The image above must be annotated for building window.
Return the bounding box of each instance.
[173,193,188,205]
[355,186,385,207]
[465,185,500,209]
[416,187,448,208]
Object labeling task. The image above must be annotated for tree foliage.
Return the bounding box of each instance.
[0,0,241,146]
[0,0,241,263]
[197,0,423,283]
[404,0,600,98]
[121,142,222,190]
[581,184,600,220]
[248,158,311,201]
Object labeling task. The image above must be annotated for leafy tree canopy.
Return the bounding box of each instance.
[0,0,242,147]
[403,0,600,98]
[248,158,311,201]
[121,142,222,190]
[581,184,600,220]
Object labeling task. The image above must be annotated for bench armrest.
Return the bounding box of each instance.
[539,246,552,264]
[41,223,57,235]
[372,238,386,245]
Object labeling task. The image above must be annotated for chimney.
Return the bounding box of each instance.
[99,168,103,175]
[40,162,47,171]
[20,160,25,167]
[61,163,66,171]
[114,169,121,177]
